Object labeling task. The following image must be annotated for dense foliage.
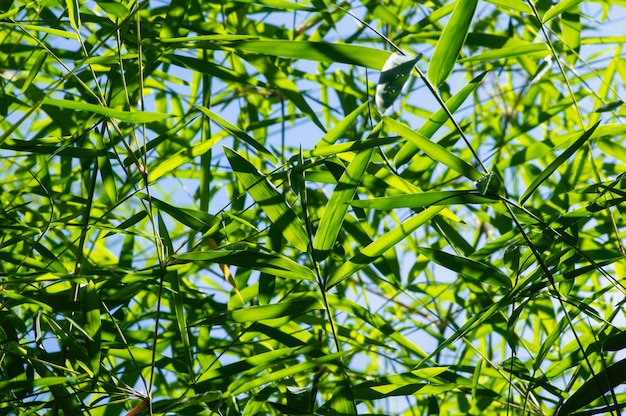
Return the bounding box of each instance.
[1,0,626,414]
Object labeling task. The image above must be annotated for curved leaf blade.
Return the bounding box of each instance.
[416,247,512,288]
[42,97,170,123]
[313,147,374,260]
[394,71,486,166]
[428,0,478,87]
[225,148,309,252]
[223,40,392,70]
[556,358,626,416]
[520,121,600,204]
[349,191,498,209]
[326,206,443,288]
[385,117,483,181]
[174,250,316,282]
[375,53,421,114]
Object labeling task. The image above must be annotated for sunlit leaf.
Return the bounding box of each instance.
[428,0,478,87]
[225,147,310,251]
[375,53,421,115]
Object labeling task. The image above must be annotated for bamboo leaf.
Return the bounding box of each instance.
[174,250,317,282]
[316,102,369,147]
[428,0,478,87]
[82,280,101,381]
[42,97,171,123]
[196,106,276,163]
[349,191,498,209]
[520,121,600,204]
[326,206,443,288]
[195,295,324,326]
[416,247,512,288]
[222,40,392,70]
[458,43,550,63]
[385,117,483,181]
[65,0,81,32]
[556,358,626,416]
[245,55,326,131]
[225,148,310,252]
[394,71,486,166]
[319,377,357,416]
[313,146,374,260]
[375,53,421,114]
[542,0,585,22]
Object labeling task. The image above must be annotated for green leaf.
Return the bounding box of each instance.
[174,250,316,282]
[165,270,193,373]
[458,43,550,63]
[475,171,502,196]
[318,377,357,416]
[520,121,600,204]
[196,106,276,163]
[225,147,310,252]
[139,194,217,230]
[96,1,130,18]
[593,100,624,113]
[556,358,626,416]
[375,53,421,114]
[428,0,478,87]
[326,206,443,288]
[385,117,483,181]
[82,280,101,380]
[222,40,392,70]
[416,247,512,288]
[233,0,315,10]
[313,146,374,260]
[542,0,585,22]
[42,97,171,123]
[245,55,326,131]
[65,0,81,32]
[228,350,345,395]
[481,0,531,14]
[316,102,369,147]
[394,71,486,166]
[243,386,277,416]
[21,50,47,94]
[349,191,498,209]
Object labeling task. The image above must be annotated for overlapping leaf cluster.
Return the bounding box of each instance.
[1,1,626,415]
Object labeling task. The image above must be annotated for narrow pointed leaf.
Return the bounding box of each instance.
[223,40,392,70]
[428,0,478,87]
[556,358,626,416]
[328,294,430,359]
[520,121,600,204]
[326,206,443,288]
[542,0,585,22]
[65,0,81,32]
[314,147,374,260]
[416,247,512,288]
[349,191,498,209]
[458,43,550,63]
[246,55,326,131]
[165,270,193,372]
[394,71,486,166]
[229,351,346,395]
[375,53,421,114]
[174,250,316,282]
[42,97,170,123]
[319,377,357,416]
[196,295,324,326]
[196,106,276,163]
[385,117,483,181]
[316,102,369,147]
[226,147,309,251]
[82,280,101,380]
